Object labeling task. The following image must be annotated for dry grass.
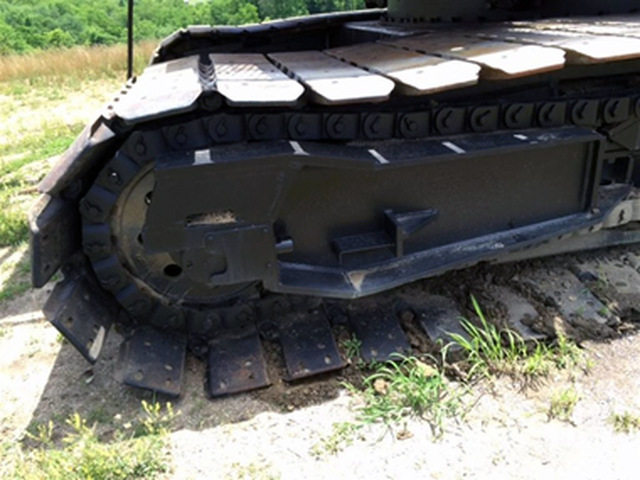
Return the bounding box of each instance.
[0,42,151,293]
[0,41,158,83]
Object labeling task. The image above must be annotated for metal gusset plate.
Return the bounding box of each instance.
[349,312,409,362]
[386,34,565,79]
[113,55,203,124]
[208,332,269,397]
[30,195,78,288]
[480,27,640,64]
[118,326,187,397]
[43,276,116,363]
[276,310,343,381]
[325,43,480,95]
[268,51,395,105]
[211,53,304,107]
[516,269,619,327]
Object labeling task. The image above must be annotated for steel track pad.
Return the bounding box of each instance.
[277,309,343,381]
[118,326,187,397]
[349,312,410,362]
[44,276,116,363]
[207,326,270,397]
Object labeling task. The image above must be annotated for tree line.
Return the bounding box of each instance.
[0,0,365,55]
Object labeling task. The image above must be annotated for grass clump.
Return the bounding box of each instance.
[610,411,640,434]
[12,401,174,480]
[310,422,362,458]
[0,243,31,302]
[449,296,586,380]
[548,388,579,423]
[348,354,461,438]
[342,334,362,359]
[0,125,82,248]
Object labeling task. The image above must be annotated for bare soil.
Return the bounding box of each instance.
[1,256,640,479]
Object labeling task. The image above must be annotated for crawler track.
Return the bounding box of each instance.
[31,9,640,397]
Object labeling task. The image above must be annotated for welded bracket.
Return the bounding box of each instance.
[384,208,439,257]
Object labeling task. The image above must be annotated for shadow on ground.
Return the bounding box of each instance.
[9,248,640,447]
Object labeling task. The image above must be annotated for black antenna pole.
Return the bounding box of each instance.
[127,0,134,79]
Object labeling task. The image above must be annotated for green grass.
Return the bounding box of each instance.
[610,411,640,434]
[347,354,462,438]
[0,125,82,248]
[0,125,81,173]
[11,401,174,480]
[548,387,579,423]
[310,422,362,458]
[0,243,31,302]
[341,334,362,361]
[449,296,587,380]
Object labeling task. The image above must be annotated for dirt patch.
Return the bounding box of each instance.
[168,333,640,480]
[2,247,640,478]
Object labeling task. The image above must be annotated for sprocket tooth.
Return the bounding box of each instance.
[44,276,116,363]
[207,331,270,397]
[276,309,343,381]
[349,312,410,362]
[118,326,187,397]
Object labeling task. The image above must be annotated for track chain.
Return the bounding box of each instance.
[71,78,640,396]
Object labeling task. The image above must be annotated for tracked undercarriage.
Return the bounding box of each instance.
[31,1,640,397]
